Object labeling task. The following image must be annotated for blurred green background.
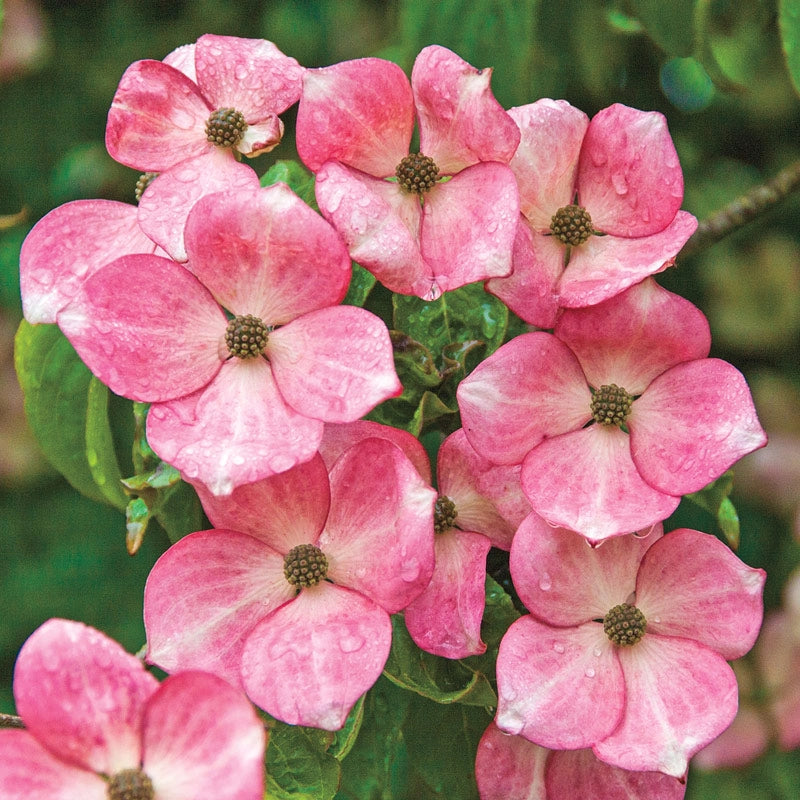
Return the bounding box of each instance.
[1,0,799,797]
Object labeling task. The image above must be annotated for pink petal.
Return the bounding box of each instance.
[237,115,284,156]
[20,200,156,324]
[521,425,680,543]
[557,211,698,309]
[594,635,738,777]
[268,306,401,422]
[629,358,768,496]
[241,583,391,730]
[420,163,519,293]
[194,34,304,120]
[546,748,687,800]
[193,454,330,552]
[496,617,624,749]
[412,45,520,174]
[404,528,491,659]
[320,437,436,613]
[474,722,548,800]
[510,513,662,626]
[57,254,226,402]
[106,59,213,171]
[555,278,711,394]
[144,529,293,686]
[162,42,196,81]
[457,331,592,466]
[297,58,413,175]
[184,184,351,323]
[142,672,265,800]
[137,151,260,262]
[692,705,769,770]
[14,619,158,774]
[0,730,106,800]
[635,529,765,659]
[438,428,529,550]
[578,104,684,237]
[508,100,588,229]
[146,359,324,496]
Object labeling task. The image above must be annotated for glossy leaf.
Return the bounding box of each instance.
[261,159,318,210]
[85,377,128,508]
[780,0,800,97]
[628,0,696,56]
[686,470,740,549]
[342,263,376,308]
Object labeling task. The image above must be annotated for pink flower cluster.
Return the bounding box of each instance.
[13,33,772,799]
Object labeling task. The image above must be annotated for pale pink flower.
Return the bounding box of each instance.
[486,100,698,328]
[143,437,436,731]
[296,45,520,299]
[57,184,400,495]
[458,278,767,542]
[0,619,265,799]
[475,721,686,800]
[495,518,765,777]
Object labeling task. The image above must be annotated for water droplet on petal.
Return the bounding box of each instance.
[592,647,602,657]
[538,573,552,591]
[585,667,596,678]
[553,642,565,654]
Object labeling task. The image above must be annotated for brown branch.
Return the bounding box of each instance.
[0,713,24,729]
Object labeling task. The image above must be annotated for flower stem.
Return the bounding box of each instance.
[0,713,24,728]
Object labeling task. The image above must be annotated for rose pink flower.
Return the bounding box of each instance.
[495,517,765,777]
[296,45,520,299]
[475,721,686,800]
[458,278,767,542]
[57,184,401,495]
[403,428,530,659]
[485,100,698,328]
[143,437,436,730]
[0,619,265,799]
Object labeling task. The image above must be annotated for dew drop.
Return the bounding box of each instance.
[592,647,602,657]
[339,633,365,654]
[553,642,565,654]
[653,616,661,624]
[585,667,596,678]
[538,572,552,591]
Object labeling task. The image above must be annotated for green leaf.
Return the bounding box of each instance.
[627,0,696,56]
[85,377,128,509]
[780,0,800,97]
[261,159,318,210]
[342,263,376,308]
[329,695,365,761]
[685,470,740,549]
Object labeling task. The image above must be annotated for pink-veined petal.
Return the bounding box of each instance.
[20,200,156,324]
[496,617,624,750]
[555,278,711,394]
[521,425,680,543]
[412,45,519,174]
[142,672,265,800]
[297,58,413,175]
[137,151,260,262]
[404,528,491,659]
[193,454,330,552]
[557,211,698,310]
[162,42,196,81]
[143,529,293,686]
[320,437,436,613]
[594,635,738,777]
[106,59,213,171]
[0,730,106,800]
[508,100,588,229]
[268,306,401,423]
[636,529,765,659]
[14,619,158,775]
[629,358,768,496]
[420,163,518,294]
[184,183,350,323]
[146,359,324,496]
[237,115,284,156]
[194,34,303,120]
[510,513,662,626]
[458,331,592,465]
[241,583,391,730]
[58,254,226,402]
[475,722,548,800]
[578,104,684,237]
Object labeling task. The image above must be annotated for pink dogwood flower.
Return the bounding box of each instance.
[0,619,265,799]
[457,278,767,542]
[475,721,686,800]
[296,45,520,299]
[57,184,400,495]
[486,100,698,328]
[143,437,436,730]
[495,517,765,777]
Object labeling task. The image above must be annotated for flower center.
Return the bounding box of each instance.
[591,384,633,427]
[225,314,268,359]
[284,543,329,588]
[396,153,439,195]
[434,495,458,534]
[134,172,158,203]
[550,204,594,246]
[603,603,647,647]
[106,768,155,800]
[205,107,248,148]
